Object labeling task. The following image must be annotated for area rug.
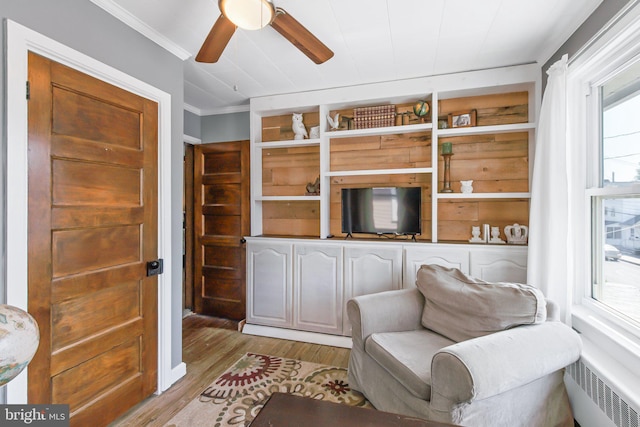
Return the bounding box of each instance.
[165,352,372,427]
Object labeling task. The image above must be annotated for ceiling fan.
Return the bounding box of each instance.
[196,0,334,64]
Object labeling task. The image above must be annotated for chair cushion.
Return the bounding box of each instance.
[365,329,455,400]
[416,264,547,342]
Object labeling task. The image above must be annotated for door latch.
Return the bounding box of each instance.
[146,259,164,277]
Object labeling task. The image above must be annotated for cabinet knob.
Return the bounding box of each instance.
[240,238,247,244]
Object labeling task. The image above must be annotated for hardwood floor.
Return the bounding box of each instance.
[110,314,351,426]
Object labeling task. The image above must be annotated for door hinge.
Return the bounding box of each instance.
[26,81,30,100]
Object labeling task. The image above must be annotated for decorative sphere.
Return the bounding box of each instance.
[0,305,40,386]
[413,101,430,118]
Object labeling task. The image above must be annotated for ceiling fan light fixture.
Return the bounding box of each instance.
[219,0,274,30]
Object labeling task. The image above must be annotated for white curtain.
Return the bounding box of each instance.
[527,54,572,323]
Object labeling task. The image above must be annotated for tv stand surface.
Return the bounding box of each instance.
[344,232,418,241]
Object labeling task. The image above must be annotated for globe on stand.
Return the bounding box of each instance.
[0,305,40,386]
[413,101,430,123]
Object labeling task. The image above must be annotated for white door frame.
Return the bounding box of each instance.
[5,19,180,403]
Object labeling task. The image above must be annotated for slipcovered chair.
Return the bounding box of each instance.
[347,264,582,427]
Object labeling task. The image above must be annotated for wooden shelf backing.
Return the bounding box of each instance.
[437,198,529,242]
[262,199,320,237]
[330,130,432,173]
[438,91,529,126]
[329,173,433,241]
[262,145,319,197]
[436,130,529,195]
[262,112,320,142]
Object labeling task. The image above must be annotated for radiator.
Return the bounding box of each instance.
[568,359,639,427]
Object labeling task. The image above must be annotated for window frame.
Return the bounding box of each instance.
[567,3,640,369]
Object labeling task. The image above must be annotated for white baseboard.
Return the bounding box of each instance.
[242,324,352,349]
[170,362,187,385]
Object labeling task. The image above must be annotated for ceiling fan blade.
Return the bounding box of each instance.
[196,14,236,63]
[270,8,334,64]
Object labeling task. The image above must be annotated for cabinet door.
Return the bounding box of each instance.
[246,241,292,327]
[343,246,403,335]
[403,246,470,288]
[293,244,343,334]
[469,247,528,283]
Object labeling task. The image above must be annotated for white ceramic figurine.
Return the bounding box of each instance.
[292,113,308,140]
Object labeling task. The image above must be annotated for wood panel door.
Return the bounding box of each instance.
[194,141,250,320]
[27,52,158,426]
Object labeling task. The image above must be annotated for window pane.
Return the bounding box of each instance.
[601,63,640,187]
[594,197,640,323]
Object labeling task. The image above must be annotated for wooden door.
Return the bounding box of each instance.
[193,141,250,320]
[27,52,158,426]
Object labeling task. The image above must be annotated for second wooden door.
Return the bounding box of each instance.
[193,141,250,320]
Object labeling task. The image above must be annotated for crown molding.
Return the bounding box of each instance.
[90,0,191,60]
[183,103,202,115]
[201,104,251,116]
[184,102,250,116]
[183,134,202,145]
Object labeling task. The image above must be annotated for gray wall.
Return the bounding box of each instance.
[184,109,202,140]
[1,0,185,376]
[201,111,250,142]
[543,0,632,87]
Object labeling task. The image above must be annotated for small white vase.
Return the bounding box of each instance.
[461,180,473,194]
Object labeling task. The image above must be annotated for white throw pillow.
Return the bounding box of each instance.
[416,264,547,342]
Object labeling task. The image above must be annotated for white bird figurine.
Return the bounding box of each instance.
[292,113,308,140]
[326,112,340,130]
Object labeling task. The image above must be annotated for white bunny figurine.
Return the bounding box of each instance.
[292,113,308,140]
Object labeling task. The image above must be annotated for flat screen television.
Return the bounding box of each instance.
[341,187,421,237]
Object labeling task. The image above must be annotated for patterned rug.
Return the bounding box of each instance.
[165,353,372,427]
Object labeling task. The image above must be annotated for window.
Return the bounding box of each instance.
[589,60,640,325]
[606,225,621,239]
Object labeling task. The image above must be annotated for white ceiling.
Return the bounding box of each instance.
[93,0,603,115]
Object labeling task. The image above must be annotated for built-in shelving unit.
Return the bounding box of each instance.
[249,64,541,244]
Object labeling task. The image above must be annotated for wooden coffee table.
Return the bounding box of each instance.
[250,392,457,427]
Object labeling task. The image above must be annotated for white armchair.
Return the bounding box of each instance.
[347,265,582,427]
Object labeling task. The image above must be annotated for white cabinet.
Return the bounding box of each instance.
[246,241,292,328]
[403,245,470,288]
[403,244,528,287]
[293,244,343,334]
[470,247,528,283]
[245,237,528,345]
[343,245,403,335]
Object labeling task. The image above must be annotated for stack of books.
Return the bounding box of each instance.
[353,105,396,129]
